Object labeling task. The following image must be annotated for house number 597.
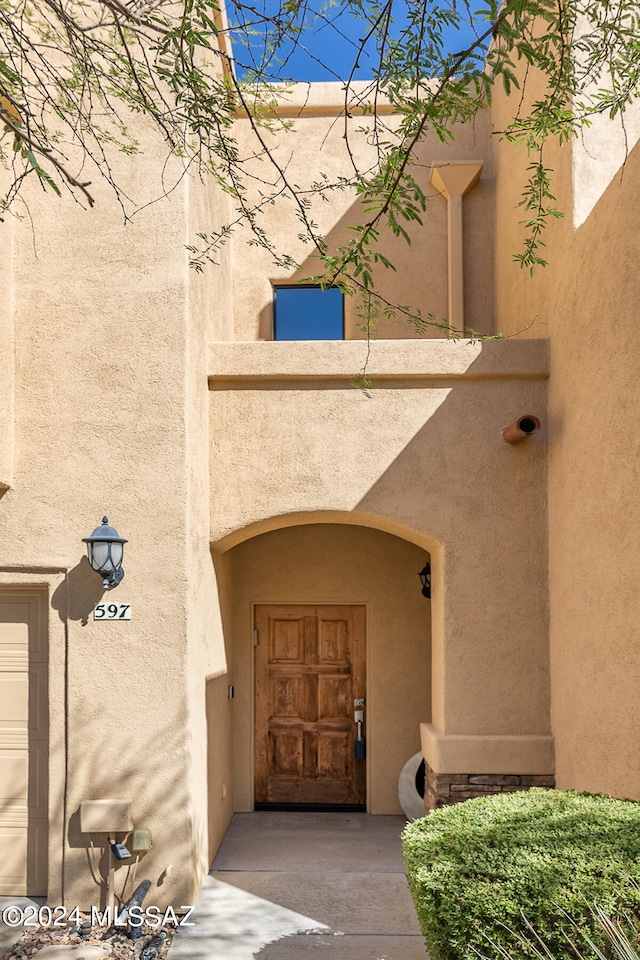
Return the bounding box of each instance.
[94,603,131,620]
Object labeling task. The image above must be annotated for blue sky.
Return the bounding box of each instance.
[231,0,483,82]
[233,2,385,81]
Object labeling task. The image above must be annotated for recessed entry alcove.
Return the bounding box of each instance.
[223,522,431,814]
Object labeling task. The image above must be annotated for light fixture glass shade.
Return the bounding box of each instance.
[87,540,123,574]
[88,541,109,572]
[108,542,124,568]
[83,517,127,589]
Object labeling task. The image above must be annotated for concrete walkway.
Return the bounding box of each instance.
[0,897,45,955]
[169,811,428,960]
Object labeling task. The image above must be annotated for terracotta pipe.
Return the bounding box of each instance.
[501,415,541,444]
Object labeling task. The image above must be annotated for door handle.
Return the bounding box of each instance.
[354,705,365,760]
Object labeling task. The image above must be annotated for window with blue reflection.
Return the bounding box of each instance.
[273,285,344,340]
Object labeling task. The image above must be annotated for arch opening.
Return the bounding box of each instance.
[212,509,442,558]
[215,521,432,815]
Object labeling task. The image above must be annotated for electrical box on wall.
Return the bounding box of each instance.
[80,799,133,833]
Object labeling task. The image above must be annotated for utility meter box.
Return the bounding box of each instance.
[80,799,133,833]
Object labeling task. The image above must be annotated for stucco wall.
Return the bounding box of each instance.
[492,70,640,798]
[0,143,230,905]
[4,61,607,910]
[230,84,495,340]
[184,172,237,890]
[206,552,234,862]
[209,339,552,779]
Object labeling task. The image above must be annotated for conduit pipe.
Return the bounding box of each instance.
[501,415,541,444]
[430,162,483,334]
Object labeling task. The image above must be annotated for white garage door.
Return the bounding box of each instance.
[0,591,48,895]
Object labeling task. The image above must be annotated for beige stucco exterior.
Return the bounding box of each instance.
[0,64,637,911]
[492,68,640,799]
[228,84,495,340]
[208,338,551,759]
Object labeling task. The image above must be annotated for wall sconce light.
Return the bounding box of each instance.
[82,516,128,589]
[419,562,431,599]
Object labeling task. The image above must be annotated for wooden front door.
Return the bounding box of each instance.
[255,604,365,806]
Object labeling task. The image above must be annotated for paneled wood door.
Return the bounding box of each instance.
[255,605,365,805]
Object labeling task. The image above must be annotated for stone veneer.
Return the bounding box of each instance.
[424,762,556,812]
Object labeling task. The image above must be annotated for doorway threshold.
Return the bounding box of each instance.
[254,802,366,812]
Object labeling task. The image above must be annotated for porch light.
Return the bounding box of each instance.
[419,562,431,599]
[82,516,127,589]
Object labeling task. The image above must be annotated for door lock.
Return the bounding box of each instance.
[354,703,365,761]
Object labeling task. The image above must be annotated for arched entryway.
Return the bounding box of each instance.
[216,519,433,814]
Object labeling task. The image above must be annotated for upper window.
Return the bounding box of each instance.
[273,285,344,340]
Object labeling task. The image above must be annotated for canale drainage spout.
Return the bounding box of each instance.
[501,415,541,444]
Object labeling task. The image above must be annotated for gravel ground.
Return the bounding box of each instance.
[1,920,173,959]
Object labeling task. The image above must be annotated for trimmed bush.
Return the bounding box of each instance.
[402,789,640,960]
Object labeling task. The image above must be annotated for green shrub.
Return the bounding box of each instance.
[402,789,640,960]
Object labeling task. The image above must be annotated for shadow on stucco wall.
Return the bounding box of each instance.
[43,574,200,909]
[208,342,549,753]
[58,711,195,911]
[251,129,494,342]
[50,557,106,626]
[256,190,450,342]
[205,551,234,864]
[351,370,549,741]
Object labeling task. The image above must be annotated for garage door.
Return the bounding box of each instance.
[0,591,48,895]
